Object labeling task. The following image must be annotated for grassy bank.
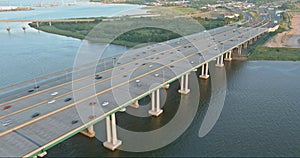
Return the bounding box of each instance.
[30,16,228,47]
[248,46,300,61]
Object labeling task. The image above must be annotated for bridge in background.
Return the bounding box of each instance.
[0,19,95,31]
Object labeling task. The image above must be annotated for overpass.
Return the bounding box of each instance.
[0,23,270,157]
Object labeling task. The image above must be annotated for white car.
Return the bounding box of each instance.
[102,101,109,106]
[1,119,12,126]
[48,100,56,104]
[51,92,58,96]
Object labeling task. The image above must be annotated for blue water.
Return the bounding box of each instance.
[0,3,146,88]
[0,3,147,20]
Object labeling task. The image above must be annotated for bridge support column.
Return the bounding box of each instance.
[215,54,224,67]
[164,84,170,90]
[130,100,139,109]
[238,45,242,55]
[249,39,253,45]
[149,89,163,117]
[224,50,232,61]
[36,22,39,28]
[243,42,248,49]
[36,151,47,157]
[103,113,122,151]
[49,21,52,26]
[252,36,257,42]
[200,63,209,79]
[81,125,95,138]
[178,74,190,94]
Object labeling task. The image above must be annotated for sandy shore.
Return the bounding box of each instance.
[0,6,33,12]
[264,12,300,48]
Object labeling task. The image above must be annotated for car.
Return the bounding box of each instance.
[32,113,40,118]
[71,120,79,124]
[89,102,96,106]
[28,89,34,93]
[102,101,109,106]
[48,100,56,104]
[51,92,58,96]
[95,75,103,80]
[1,119,12,126]
[64,98,72,102]
[34,85,40,89]
[3,105,12,110]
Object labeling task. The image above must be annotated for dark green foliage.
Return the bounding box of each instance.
[29,17,226,47]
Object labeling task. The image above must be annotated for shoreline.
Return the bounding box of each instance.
[0,6,33,12]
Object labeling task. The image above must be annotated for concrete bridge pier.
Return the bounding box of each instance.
[249,38,253,45]
[215,54,224,67]
[237,45,242,55]
[130,100,139,108]
[103,113,122,151]
[149,89,163,117]
[80,125,95,138]
[243,42,248,49]
[49,21,52,26]
[224,50,232,61]
[178,74,190,94]
[200,63,210,79]
[36,22,39,28]
[254,36,258,42]
[164,84,170,90]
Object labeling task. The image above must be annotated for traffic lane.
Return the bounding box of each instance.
[0,92,74,133]
[0,86,72,119]
[16,107,84,146]
[0,131,40,157]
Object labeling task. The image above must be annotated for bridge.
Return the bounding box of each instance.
[0,7,281,155]
[0,19,95,31]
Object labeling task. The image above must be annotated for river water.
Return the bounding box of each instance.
[0,2,148,88]
[1,2,300,157]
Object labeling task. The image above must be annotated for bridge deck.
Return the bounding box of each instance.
[0,25,268,157]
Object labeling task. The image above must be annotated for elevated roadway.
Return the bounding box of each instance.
[0,24,268,157]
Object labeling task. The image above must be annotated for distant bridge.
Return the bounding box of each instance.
[0,19,95,31]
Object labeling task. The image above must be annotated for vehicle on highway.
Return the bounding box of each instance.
[48,100,56,104]
[89,102,96,106]
[32,113,40,118]
[95,75,103,80]
[28,89,34,93]
[71,120,79,124]
[102,101,109,106]
[64,98,72,102]
[2,105,12,110]
[1,119,12,126]
[51,92,58,96]
[34,85,40,89]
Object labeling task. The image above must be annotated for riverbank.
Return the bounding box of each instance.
[248,11,300,61]
[248,46,300,61]
[0,6,33,12]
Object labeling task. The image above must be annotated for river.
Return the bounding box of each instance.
[0,2,148,88]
